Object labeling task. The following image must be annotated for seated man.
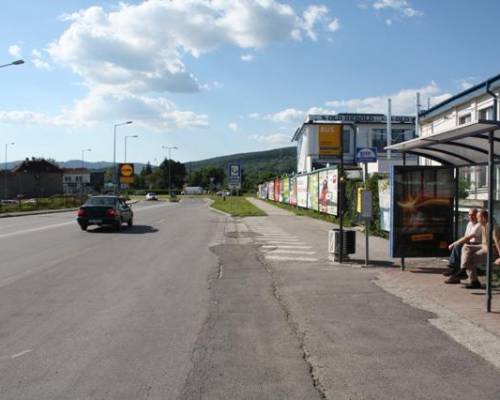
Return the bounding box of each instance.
[446,210,500,288]
[443,208,481,278]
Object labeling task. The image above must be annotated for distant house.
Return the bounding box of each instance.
[62,168,91,194]
[0,158,63,199]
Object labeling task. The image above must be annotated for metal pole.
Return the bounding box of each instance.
[487,130,494,312]
[168,148,172,198]
[4,144,7,200]
[415,92,420,137]
[401,151,407,271]
[454,167,459,241]
[364,162,369,267]
[113,124,117,192]
[387,98,392,160]
[339,124,344,263]
[124,136,128,163]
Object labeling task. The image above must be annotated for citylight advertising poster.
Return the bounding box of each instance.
[378,179,391,231]
[268,180,275,201]
[297,175,308,208]
[390,166,454,258]
[308,172,319,211]
[282,177,290,204]
[319,168,339,215]
[289,176,297,206]
[274,179,280,202]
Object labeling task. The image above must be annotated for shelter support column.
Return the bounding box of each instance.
[487,131,494,312]
[401,152,406,271]
[454,168,459,241]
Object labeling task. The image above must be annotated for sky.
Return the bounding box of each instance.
[1,0,500,165]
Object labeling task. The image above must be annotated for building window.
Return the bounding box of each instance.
[479,107,494,120]
[371,128,415,152]
[64,176,71,182]
[459,114,471,125]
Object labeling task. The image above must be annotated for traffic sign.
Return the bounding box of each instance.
[119,163,135,184]
[227,162,241,189]
[355,147,378,163]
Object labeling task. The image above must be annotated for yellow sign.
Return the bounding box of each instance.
[318,124,342,156]
[119,163,134,184]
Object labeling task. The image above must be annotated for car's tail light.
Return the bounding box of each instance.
[78,208,86,217]
[106,208,116,217]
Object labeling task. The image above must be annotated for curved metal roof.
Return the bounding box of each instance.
[386,121,500,166]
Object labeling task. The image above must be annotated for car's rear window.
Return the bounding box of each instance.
[85,197,117,206]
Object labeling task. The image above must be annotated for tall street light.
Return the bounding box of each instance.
[162,145,178,197]
[0,59,24,69]
[113,121,132,192]
[81,148,91,169]
[124,135,138,163]
[4,142,14,199]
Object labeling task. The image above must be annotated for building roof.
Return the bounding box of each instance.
[13,158,62,173]
[420,72,500,120]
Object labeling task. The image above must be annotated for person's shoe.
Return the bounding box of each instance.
[463,280,482,289]
[444,275,461,284]
[457,269,468,280]
[442,268,455,277]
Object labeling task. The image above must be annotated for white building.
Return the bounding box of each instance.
[292,113,417,174]
[62,168,91,194]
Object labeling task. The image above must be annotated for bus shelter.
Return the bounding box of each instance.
[387,120,500,312]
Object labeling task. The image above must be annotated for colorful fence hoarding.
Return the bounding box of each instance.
[268,180,275,201]
[297,175,308,208]
[308,172,319,211]
[278,178,284,202]
[258,183,268,199]
[282,177,290,204]
[274,179,280,202]
[319,168,338,215]
[390,166,454,258]
[289,176,297,206]
[378,178,390,231]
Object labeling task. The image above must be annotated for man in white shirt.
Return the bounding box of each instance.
[444,208,481,280]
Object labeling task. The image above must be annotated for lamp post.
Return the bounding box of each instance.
[113,121,132,192]
[162,145,178,197]
[4,142,14,199]
[124,135,138,163]
[0,59,24,69]
[81,148,91,169]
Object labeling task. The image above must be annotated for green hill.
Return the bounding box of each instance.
[186,146,297,176]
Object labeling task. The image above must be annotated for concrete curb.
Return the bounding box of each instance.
[207,199,232,217]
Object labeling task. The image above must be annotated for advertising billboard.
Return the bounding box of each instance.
[289,176,297,206]
[390,166,454,258]
[378,179,391,231]
[308,172,319,211]
[297,175,308,208]
[268,180,275,201]
[274,179,280,202]
[119,163,135,184]
[318,124,342,157]
[319,168,338,215]
[282,177,290,204]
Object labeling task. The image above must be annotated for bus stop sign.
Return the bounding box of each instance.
[355,147,378,163]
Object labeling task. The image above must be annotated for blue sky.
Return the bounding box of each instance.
[1,0,499,165]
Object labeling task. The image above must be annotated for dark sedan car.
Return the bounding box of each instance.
[77,195,133,231]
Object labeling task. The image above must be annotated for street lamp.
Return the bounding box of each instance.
[113,121,132,192]
[0,59,24,69]
[81,148,91,169]
[124,135,139,163]
[162,145,178,197]
[4,142,14,199]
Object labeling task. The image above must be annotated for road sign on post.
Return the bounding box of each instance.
[355,147,378,163]
[119,163,134,184]
[227,162,241,190]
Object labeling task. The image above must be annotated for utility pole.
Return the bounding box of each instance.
[162,146,178,197]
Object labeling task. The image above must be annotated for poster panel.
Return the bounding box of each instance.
[390,166,454,258]
[318,124,342,157]
[289,176,297,206]
[282,177,290,204]
[318,170,329,213]
[378,178,390,231]
[278,179,284,202]
[308,172,319,211]
[326,168,339,216]
[297,175,308,208]
[268,180,275,201]
[274,179,280,202]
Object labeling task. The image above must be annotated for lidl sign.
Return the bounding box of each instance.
[119,163,134,184]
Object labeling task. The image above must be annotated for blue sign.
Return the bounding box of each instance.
[355,147,378,163]
[228,162,241,188]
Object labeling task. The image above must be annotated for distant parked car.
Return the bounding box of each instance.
[77,195,133,231]
[145,192,158,201]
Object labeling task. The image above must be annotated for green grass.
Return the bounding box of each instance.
[267,200,355,226]
[0,197,85,214]
[210,196,266,217]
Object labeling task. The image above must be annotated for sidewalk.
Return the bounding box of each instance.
[247,198,500,341]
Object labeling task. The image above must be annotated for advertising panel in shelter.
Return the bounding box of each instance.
[319,167,339,215]
[308,172,319,211]
[274,179,280,202]
[390,166,454,258]
[282,177,290,204]
[297,175,308,208]
[268,180,275,201]
[289,176,297,206]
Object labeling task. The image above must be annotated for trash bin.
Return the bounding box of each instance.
[328,229,356,258]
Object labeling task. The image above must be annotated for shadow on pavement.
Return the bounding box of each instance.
[86,225,159,234]
[347,259,396,268]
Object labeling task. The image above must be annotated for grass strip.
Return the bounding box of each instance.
[210,196,266,217]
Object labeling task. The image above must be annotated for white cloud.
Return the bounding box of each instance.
[0,110,70,127]
[228,122,238,131]
[372,0,423,18]
[456,77,477,91]
[250,133,291,145]
[325,82,451,114]
[266,108,306,123]
[31,49,52,71]
[385,18,393,26]
[248,112,260,119]
[8,44,22,58]
[328,18,341,32]
[241,53,254,62]
[302,5,328,41]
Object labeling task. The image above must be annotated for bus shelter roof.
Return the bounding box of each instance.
[386,120,500,167]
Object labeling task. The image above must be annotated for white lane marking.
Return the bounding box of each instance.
[0,221,74,239]
[270,250,316,255]
[265,255,318,262]
[11,349,32,359]
[261,245,312,249]
[258,240,304,245]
